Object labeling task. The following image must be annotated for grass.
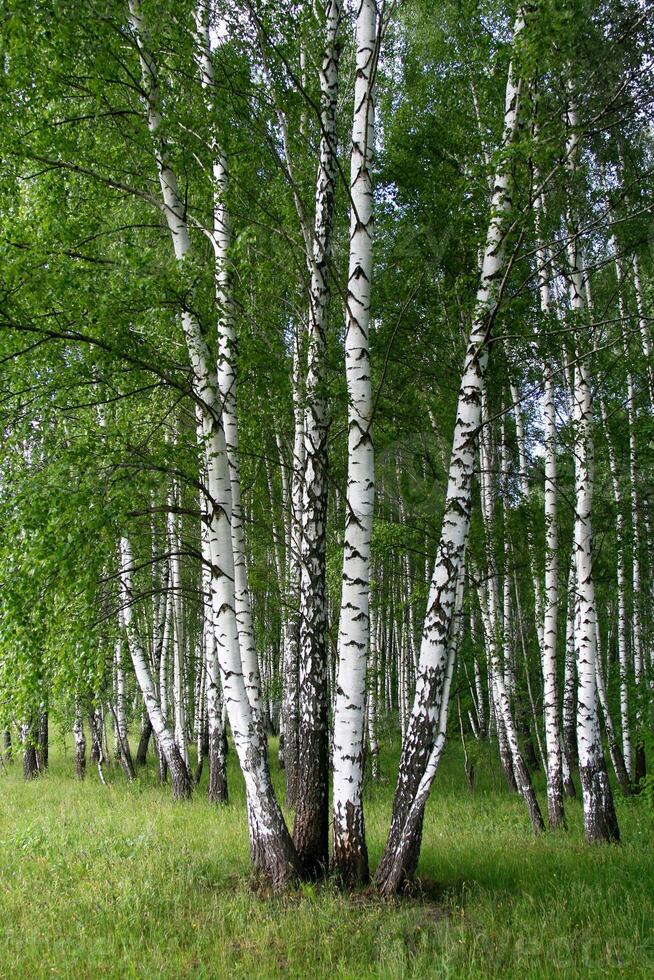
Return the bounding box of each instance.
[1,735,653,979]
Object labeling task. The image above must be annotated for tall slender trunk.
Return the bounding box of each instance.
[375,9,528,895]
[282,340,304,807]
[632,254,654,406]
[542,368,565,827]
[114,638,136,780]
[562,558,578,783]
[167,499,189,768]
[594,618,632,795]
[293,0,343,879]
[565,104,619,839]
[599,399,632,780]
[129,0,300,885]
[367,601,381,781]
[36,706,48,771]
[196,2,265,730]
[200,476,228,805]
[73,703,86,780]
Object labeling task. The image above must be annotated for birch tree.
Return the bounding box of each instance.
[331,0,378,887]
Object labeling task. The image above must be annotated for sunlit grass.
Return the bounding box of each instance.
[1,734,652,978]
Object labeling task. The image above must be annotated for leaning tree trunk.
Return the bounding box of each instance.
[195,0,266,734]
[332,0,377,888]
[128,0,301,887]
[120,536,192,801]
[375,8,528,896]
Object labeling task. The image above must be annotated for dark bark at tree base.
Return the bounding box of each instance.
[37,710,48,771]
[23,744,38,780]
[607,740,632,796]
[498,722,518,793]
[563,772,577,797]
[250,795,303,892]
[580,760,620,843]
[519,716,539,770]
[136,717,153,766]
[75,743,86,780]
[208,728,228,804]
[89,712,103,763]
[332,802,369,887]
[2,730,12,763]
[117,742,136,782]
[546,785,567,830]
[167,744,193,800]
[156,738,168,784]
[512,752,545,833]
[293,729,329,879]
[375,804,426,898]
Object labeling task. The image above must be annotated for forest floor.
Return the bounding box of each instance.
[0,736,653,979]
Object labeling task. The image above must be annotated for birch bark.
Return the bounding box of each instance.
[128,0,300,885]
[293,0,343,878]
[565,125,619,839]
[120,536,192,799]
[375,9,528,895]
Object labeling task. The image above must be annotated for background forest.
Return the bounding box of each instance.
[1,0,653,976]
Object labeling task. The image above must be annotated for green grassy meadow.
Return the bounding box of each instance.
[1,736,652,979]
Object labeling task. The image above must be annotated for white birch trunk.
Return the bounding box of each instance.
[128,0,300,885]
[566,122,619,838]
[542,368,565,826]
[119,536,192,799]
[293,0,343,877]
[376,10,529,894]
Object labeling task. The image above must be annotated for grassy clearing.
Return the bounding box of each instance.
[0,736,652,979]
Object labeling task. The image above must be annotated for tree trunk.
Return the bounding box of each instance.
[129,0,301,887]
[542,369,565,828]
[136,713,153,767]
[73,706,86,780]
[120,536,192,801]
[567,234,619,842]
[375,10,528,894]
[293,0,343,879]
[331,0,378,876]
[36,707,48,771]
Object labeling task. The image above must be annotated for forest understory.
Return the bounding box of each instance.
[1,738,652,980]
